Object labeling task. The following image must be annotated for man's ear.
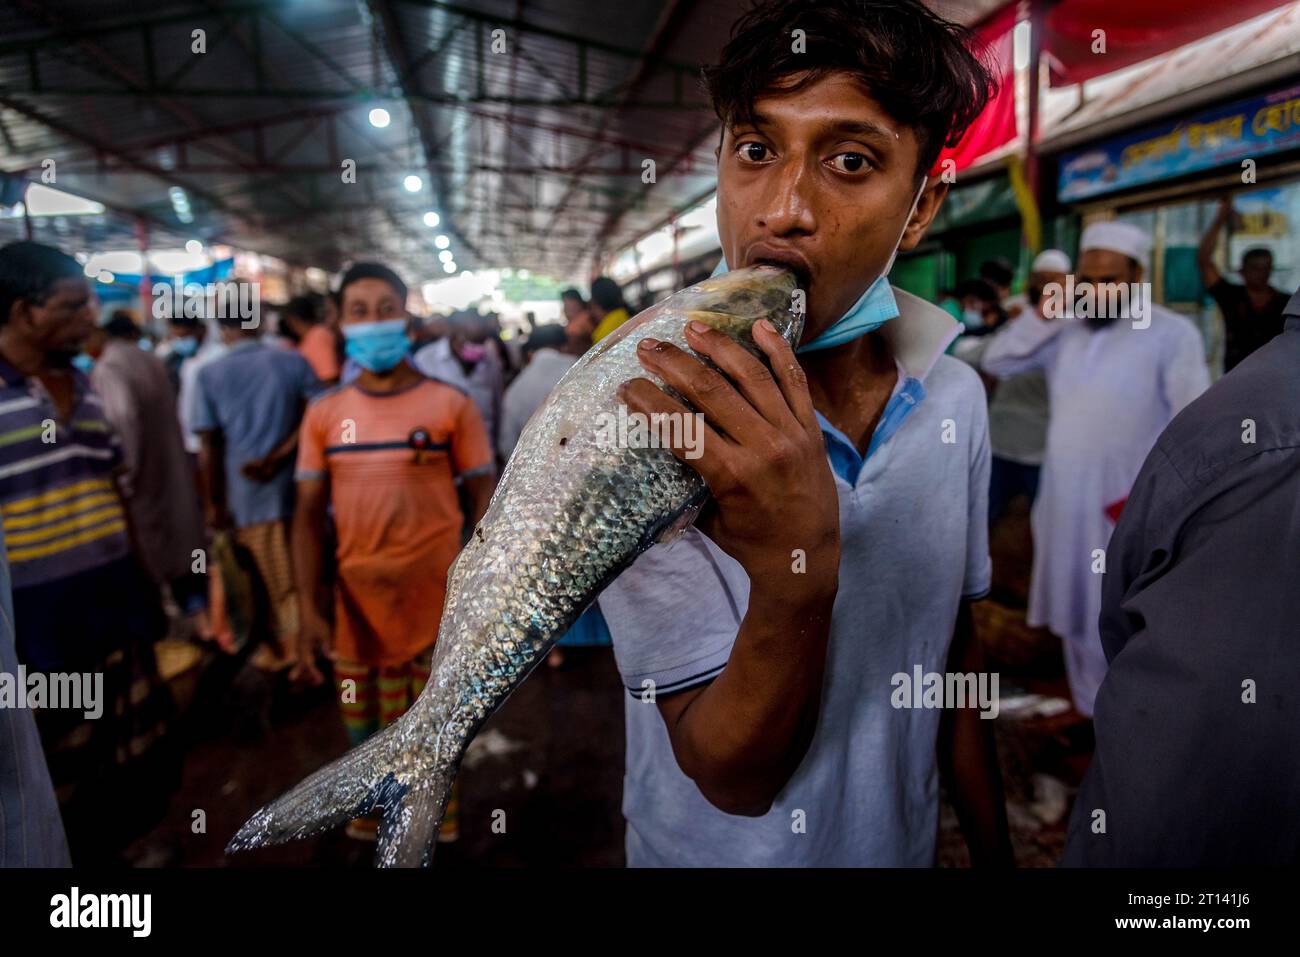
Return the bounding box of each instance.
[7,297,34,330]
[899,178,948,253]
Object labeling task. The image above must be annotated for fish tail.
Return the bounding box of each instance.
[376,780,448,868]
[227,721,451,867]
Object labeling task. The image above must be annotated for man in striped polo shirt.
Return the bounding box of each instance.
[0,242,176,863]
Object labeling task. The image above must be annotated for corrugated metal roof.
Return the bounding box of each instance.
[0,0,1009,284]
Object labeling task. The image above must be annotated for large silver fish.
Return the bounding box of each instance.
[228,265,800,866]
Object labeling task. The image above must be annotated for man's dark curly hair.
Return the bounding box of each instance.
[703,0,999,180]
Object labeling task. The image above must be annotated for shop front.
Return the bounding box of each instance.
[1054,81,1300,374]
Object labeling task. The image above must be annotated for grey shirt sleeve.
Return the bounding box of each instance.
[1063,438,1300,865]
[600,527,746,698]
[0,522,71,867]
[297,353,324,400]
[963,383,993,599]
[191,363,220,434]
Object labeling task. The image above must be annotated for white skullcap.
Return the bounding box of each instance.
[1080,221,1150,271]
[1031,249,1071,273]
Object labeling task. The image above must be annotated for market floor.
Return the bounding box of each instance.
[130,646,627,868]
[129,499,1092,868]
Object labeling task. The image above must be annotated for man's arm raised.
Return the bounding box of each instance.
[1197,197,1231,290]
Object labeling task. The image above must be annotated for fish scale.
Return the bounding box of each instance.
[229,265,800,866]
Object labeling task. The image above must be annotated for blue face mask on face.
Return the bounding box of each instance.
[343,318,410,372]
[172,336,199,358]
[71,353,95,374]
[711,184,925,353]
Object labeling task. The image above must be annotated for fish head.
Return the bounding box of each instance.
[672,264,804,347]
[588,264,803,364]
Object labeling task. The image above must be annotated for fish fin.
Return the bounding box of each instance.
[655,488,709,545]
[226,725,396,851]
[227,722,447,867]
[375,782,447,868]
[655,502,701,544]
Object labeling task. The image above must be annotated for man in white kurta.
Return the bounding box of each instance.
[982,222,1210,715]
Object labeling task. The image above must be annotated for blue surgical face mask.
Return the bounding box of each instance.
[712,183,927,353]
[71,352,95,374]
[962,308,985,330]
[172,336,199,358]
[343,318,410,372]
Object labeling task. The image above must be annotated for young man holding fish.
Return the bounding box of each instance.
[600,0,1012,865]
[230,0,1014,868]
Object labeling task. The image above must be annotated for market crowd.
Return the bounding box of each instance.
[1,0,1296,871]
[0,236,638,864]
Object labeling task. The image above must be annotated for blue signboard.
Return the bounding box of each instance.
[1058,83,1300,202]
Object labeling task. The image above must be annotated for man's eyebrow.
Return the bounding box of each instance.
[729,113,899,144]
[729,111,773,132]
[824,119,899,143]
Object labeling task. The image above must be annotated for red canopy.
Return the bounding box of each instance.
[1042,0,1294,85]
[933,2,1019,175]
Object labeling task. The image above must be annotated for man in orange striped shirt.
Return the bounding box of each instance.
[292,262,494,842]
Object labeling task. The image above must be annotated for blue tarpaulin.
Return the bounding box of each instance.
[95,257,237,313]
[105,257,236,289]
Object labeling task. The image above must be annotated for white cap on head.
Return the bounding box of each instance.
[1080,221,1150,272]
[1031,249,1071,274]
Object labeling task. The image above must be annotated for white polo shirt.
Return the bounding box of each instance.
[413,337,504,447]
[599,289,992,866]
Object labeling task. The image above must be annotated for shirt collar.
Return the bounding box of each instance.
[0,354,86,390]
[875,286,962,383]
[0,354,24,388]
[228,338,262,354]
[808,288,957,486]
[0,355,91,405]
